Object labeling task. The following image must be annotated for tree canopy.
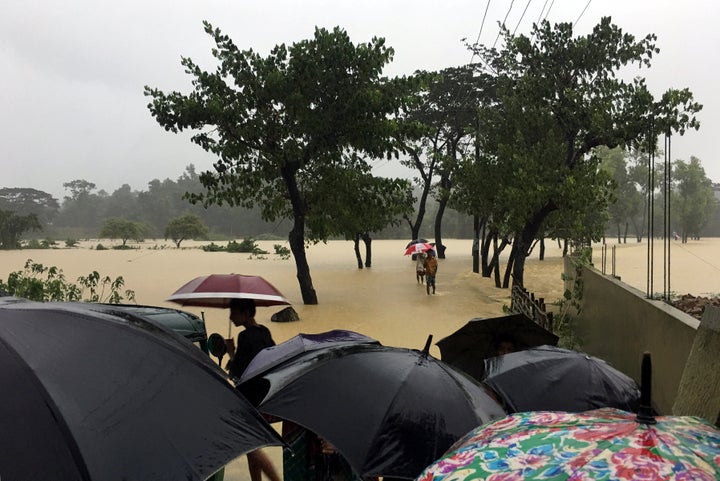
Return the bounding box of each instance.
[165,213,209,248]
[0,210,42,249]
[0,188,59,225]
[457,17,701,287]
[673,156,716,241]
[146,23,419,304]
[99,217,149,246]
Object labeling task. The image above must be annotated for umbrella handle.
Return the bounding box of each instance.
[635,351,656,424]
[422,334,433,356]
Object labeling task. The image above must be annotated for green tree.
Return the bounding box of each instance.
[305,161,413,268]
[99,217,148,246]
[673,156,716,242]
[0,188,60,226]
[56,179,106,235]
[467,18,701,288]
[146,24,418,304]
[425,67,486,259]
[165,213,209,247]
[0,210,42,249]
[63,179,97,200]
[598,146,645,243]
[104,184,141,228]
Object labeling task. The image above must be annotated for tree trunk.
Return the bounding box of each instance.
[406,150,434,240]
[487,234,510,283]
[434,195,448,259]
[472,215,480,274]
[481,232,493,277]
[288,222,317,304]
[284,167,318,304]
[502,243,515,288]
[511,203,556,288]
[623,222,629,244]
[353,233,363,269]
[492,234,502,287]
[362,232,372,268]
[539,237,545,260]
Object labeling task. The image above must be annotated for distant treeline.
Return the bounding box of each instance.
[4,166,475,242]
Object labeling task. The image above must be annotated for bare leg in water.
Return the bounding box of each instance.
[247,449,280,481]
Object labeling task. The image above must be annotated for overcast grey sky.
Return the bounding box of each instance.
[2,0,717,200]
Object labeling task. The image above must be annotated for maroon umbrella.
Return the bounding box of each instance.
[167,274,291,308]
[167,274,291,337]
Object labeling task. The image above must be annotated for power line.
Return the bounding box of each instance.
[512,0,534,36]
[536,0,550,24]
[493,0,516,49]
[574,0,592,26]
[542,0,555,23]
[470,0,492,63]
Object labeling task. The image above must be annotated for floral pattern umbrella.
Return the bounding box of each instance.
[417,353,720,481]
[416,408,720,481]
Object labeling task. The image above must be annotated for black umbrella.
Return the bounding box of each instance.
[237,329,380,405]
[483,345,641,413]
[239,329,379,384]
[436,313,559,380]
[0,302,283,481]
[256,337,506,480]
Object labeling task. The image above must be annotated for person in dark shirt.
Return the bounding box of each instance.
[224,298,280,481]
[226,299,275,380]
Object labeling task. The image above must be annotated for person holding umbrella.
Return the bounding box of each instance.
[423,250,438,295]
[224,298,281,481]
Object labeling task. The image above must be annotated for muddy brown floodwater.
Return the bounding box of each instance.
[2,237,718,480]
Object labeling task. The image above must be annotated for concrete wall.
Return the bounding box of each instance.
[564,256,700,414]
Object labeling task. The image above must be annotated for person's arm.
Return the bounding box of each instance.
[224,337,237,358]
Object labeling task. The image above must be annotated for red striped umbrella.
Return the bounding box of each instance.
[404,242,434,256]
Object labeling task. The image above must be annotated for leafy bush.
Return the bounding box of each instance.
[22,238,58,249]
[273,244,291,259]
[95,243,107,250]
[228,239,269,253]
[23,239,43,249]
[0,259,135,303]
[202,242,225,252]
[202,239,269,257]
[65,238,79,248]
